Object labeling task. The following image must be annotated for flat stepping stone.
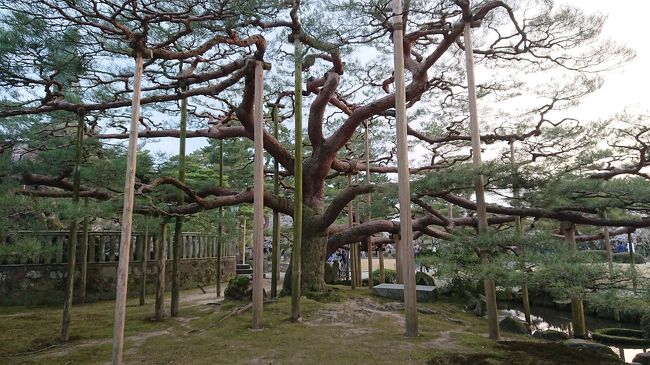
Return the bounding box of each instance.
[372,283,437,302]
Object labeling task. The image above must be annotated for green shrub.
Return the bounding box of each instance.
[371,269,396,285]
[224,276,251,300]
[641,311,650,340]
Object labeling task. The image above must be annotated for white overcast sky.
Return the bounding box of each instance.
[144,1,649,157]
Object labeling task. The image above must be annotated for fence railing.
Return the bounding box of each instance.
[0,230,237,265]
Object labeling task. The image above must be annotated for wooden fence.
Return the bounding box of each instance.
[0,230,237,265]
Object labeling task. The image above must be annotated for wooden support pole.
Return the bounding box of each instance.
[392,0,418,337]
[562,222,586,338]
[394,234,403,284]
[252,61,265,330]
[242,216,247,264]
[61,110,85,342]
[111,46,144,365]
[365,121,373,288]
[155,221,167,320]
[291,33,304,322]
[139,218,149,306]
[79,198,90,304]
[171,70,188,318]
[271,104,281,299]
[464,18,499,341]
[216,139,224,298]
[627,232,638,292]
[348,174,356,289]
[601,210,614,275]
[510,141,531,326]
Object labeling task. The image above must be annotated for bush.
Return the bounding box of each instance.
[372,269,396,285]
[224,276,252,300]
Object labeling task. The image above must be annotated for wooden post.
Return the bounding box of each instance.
[628,232,637,292]
[270,104,282,298]
[378,246,385,283]
[111,44,144,365]
[155,221,168,320]
[463,16,500,340]
[252,61,265,330]
[61,109,85,342]
[241,216,247,264]
[291,32,304,322]
[392,0,418,337]
[562,221,586,338]
[79,198,90,304]
[601,210,614,275]
[510,141,530,326]
[171,72,188,317]
[394,234,403,284]
[216,139,224,298]
[348,174,357,289]
[364,121,373,288]
[139,218,149,306]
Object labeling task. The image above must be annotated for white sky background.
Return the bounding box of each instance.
[143,1,650,158]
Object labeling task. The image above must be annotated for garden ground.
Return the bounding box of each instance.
[0,282,626,365]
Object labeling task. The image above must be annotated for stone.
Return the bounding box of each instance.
[532,330,569,341]
[633,352,650,365]
[499,316,529,335]
[563,339,619,359]
[372,283,437,302]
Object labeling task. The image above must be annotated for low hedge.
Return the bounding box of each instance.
[592,328,650,348]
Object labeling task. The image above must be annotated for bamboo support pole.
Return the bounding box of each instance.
[563,222,586,338]
[348,174,357,289]
[79,198,90,304]
[139,218,149,306]
[628,232,637,292]
[392,0,418,337]
[365,122,373,288]
[510,142,531,325]
[601,210,614,275]
[111,46,144,365]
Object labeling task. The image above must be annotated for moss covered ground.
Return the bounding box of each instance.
[0,285,625,365]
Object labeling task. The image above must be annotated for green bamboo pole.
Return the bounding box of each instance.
[271,104,281,298]
[216,139,224,298]
[291,33,304,321]
[61,110,85,342]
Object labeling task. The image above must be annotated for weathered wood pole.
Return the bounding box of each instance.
[562,221,586,338]
[216,139,224,298]
[61,109,85,342]
[241,215,247,264]
[155,221,167,320]
[139,218,149,306]
[464,19,499,340]
[364,123,373,288]
[392,0,418,337]
[348,174,357,289]
[600,210,614,275]
[510,141,530,325]
[171,71,188,318]
[291,32,304,321]
[252,61,266,330]
[627,232,637,292]
[270,104,281,298]
[111,43,144,365]
[378,246,385,283]
[394,234,403,284]
[79,198,90,304]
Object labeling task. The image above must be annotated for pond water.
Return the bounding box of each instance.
[499,304,646,363]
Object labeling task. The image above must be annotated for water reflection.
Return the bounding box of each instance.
[499,305,644,364]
